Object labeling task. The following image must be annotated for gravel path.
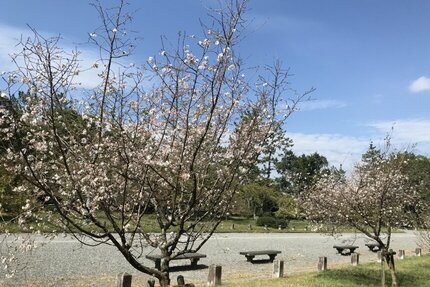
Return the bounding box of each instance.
[0,231,421,286]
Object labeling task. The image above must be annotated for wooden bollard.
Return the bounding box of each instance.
[398,249,405,260]
[376,251,382,263]
[416,248,422,256]
[387,249,396,272]
[117,272,132,287]
[273,259,284,278]
[175,275,195,287]
[248,224,252,230]
[177,275,185,286]
[147,278,155,287]
[208,264,222,286]
[351,253,359,266]
[317,256,327,272]
[231,223,235,230]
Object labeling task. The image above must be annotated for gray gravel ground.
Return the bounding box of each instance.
[0,231,421,286]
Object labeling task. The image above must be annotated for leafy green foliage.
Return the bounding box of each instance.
[276,151,331,195]
[274,194,297,219]
[237,183,279,217]
[258,127,292,180]
[0,92,26,215]
[400,152,430,201]
[255,215,288,228]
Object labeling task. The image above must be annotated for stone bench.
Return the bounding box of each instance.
[333,245,359,256]
[145,253,206,270]
[239,250,281,263]
[365,243,382,252]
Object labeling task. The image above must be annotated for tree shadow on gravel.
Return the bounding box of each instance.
[169,264,208,272]
[246,259,273,264]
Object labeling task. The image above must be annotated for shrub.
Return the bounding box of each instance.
[256,216,288,228]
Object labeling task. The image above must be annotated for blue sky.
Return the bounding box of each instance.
[1,0,429,170]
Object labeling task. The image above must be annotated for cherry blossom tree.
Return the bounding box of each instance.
[302,140,425,287]
[0,0,311,285]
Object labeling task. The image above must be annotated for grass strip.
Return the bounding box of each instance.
[225,255,430,287]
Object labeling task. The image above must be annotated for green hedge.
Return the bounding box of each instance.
[256,216,288,228]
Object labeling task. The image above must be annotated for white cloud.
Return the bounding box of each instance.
[288,132,370,172]
[298,99,347,111]
[0,23,103,89]
[409,76,430,93]
[289,118,430,173]
[367,118,430,153]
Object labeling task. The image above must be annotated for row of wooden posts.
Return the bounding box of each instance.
[117,248,424,287]
[318,248,424,272]
[230,224,300,231]
[116,265,222,287]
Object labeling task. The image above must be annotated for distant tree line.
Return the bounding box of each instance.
[2,94,430,226]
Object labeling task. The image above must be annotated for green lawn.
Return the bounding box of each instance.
[0,213,335,234]
[216,217,314,233]
[225,255,430,287]
[1,211,396,234]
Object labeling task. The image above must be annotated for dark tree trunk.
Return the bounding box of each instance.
[158,249,171,287]
[381,255,385,287]
[158,276,170,287]
[385,250,398,287]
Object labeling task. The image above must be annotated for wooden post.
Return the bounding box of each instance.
[177,275,185,286]
[351,253,359,266]
[208,264,222,286]
[117,272,132,287]
[398,249,405,260]
[147,278,155,287]
[376,251,382,263]
[176,275,195,287]
[317,256,327,272]
[272,259,284,278]
[388,249,396,272]
[248,224,252,230]
[416,248,422,256]
[380,251,385,287]
[231,223,235,230]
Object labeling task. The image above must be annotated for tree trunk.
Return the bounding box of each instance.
[159,252,171,287]
[158,275,170,287]
[381,256,385,287]
[385,252,398,287]
[388,267,398,287]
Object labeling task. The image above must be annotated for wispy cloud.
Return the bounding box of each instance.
[298,99,347,111]
[409,76,430,93]
[0,23,23,73]
[367,118,430,149]
[289,118,430,172]
[248,12,324,35]
[0,23,103,89]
